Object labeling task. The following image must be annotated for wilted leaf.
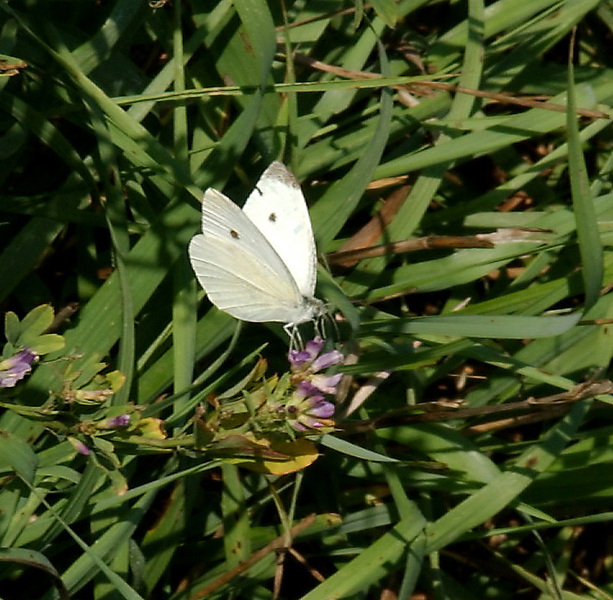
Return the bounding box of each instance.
[231,437,320,475]
[106,370,126,392]
[136,417,167,439]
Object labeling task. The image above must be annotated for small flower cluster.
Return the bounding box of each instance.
[0,349,38,388]
[69,413,164,457]
[284,337,344,432]
[69,414,133,455]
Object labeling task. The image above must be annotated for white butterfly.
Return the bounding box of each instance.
[188,162,325,329]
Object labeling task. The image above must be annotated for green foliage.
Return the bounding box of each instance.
[3,304,64,355]
[1,0,613,598]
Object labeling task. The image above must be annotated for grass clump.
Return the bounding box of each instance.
[1,1,613,598]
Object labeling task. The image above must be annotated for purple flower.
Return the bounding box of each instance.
[307,398,335,419]
[288,337,344,396]
[286,385,336,432]
[0,349,38,388]
[111,414,131,427]
[98,414,131,429]
[68,436,91,456]
[311,350,344,372]
[296,375,341,397]
[275,338,344,433]
[288,337,324,368]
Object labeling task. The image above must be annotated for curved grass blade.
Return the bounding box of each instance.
[0,548,69,600]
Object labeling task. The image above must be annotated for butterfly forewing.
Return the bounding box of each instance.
[242,162,317,298]
[189,189,313,324]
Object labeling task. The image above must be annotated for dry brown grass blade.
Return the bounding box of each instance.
[341,380,613,436]
[331,184,410,268]
[327,228,550,265]
[327,234,495,265]
[290,52,610,120]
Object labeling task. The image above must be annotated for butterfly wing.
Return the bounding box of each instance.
[188,188,313,324]
[242,162,317,298]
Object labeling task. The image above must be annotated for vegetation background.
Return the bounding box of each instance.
[1,0,613,598]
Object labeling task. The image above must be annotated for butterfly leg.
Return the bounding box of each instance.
[284,323,304,352]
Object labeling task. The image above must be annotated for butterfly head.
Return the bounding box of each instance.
[306,296,326,319]
[283,297,327,350]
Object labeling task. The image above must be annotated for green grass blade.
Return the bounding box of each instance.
[566,39,603,309]
[425,400,591,552]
